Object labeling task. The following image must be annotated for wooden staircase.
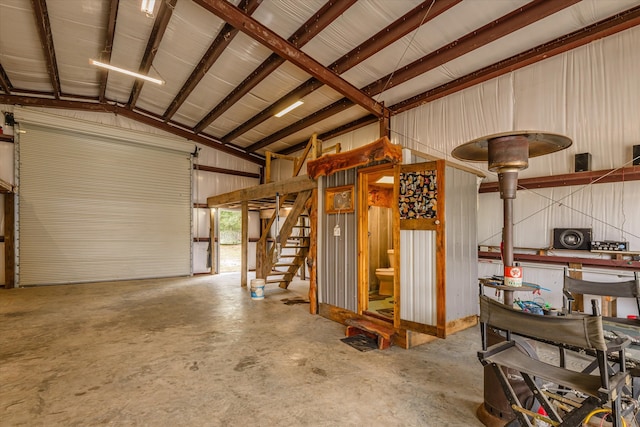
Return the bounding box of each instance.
[257,189,313,289]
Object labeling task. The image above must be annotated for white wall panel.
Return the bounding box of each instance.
[17,113,192,286]
[400,229,436,325]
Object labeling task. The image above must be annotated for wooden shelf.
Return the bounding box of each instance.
[479,250,640,270]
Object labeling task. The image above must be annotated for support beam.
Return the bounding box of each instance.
[194,164,260,179]
[194,0,356,132]
[164,0,262,121]
[127,0,176,109]
[222,0,457,143]
[207,175,317,207]
[238,0,575,153]
[193,0,384,118]
[241,201,248,287]
[31,0,61,98]
[0,94,264,165]
[246,99,354,152]
[478,165,640,193]
[392,5,640,114]
[362,0,580,96]
[308,188,318,314]
[98,0,119,103]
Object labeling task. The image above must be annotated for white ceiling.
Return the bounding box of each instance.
[0,0,638,163]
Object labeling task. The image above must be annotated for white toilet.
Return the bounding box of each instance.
[375,249,395,296]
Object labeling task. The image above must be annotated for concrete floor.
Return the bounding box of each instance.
[0,274,483,426]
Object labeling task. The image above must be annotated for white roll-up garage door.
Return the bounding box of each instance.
[16,108,193,286]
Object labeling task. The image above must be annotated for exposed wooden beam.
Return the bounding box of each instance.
[0,94,264,165]
[98,0,119,103]
[30,0,61,98]
[222,0,457,144]
[479,166,640,193]
[194,164,261,179]
[194,0,356,133]
[392,5,640,114]
[194,0,384,118]
[362,0,580,96]
[163,0,261,121]
[207,175,317,207]
[0,63,13,94]
[127,0,176,109]
[246,99,354,152]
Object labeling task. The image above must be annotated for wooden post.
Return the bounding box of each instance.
[568,262,583,312]
[308,189,318,314]
[209,208,216,275]
[265,152,272,183]
[4,193,15,288]
[256,218,267,279]
[241,201,248,287]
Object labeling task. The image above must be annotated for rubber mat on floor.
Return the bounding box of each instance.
[340,334,378,352]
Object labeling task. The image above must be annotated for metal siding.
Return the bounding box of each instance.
[18,123,191,285]
[319,170,358,312]
[445,166,479,321]
[400,229,437,325]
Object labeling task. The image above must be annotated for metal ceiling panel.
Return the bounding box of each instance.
[2,0,639,162]
[45,1,105,97]
[134,0,227,116]
[173,32,273,126]
[340,0,531,89]
[300,0,423,67]
[0,0,50,92]
[105,1,156,104]
[376,0,640,107]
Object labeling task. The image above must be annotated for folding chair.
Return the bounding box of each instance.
[563,270,640,317]
[478,295,631,427]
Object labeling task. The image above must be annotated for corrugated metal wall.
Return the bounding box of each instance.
[318,169,358,312]
[400,229,437,325]
[445,166,479,321]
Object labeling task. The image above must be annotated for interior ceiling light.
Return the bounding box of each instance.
[274,100,304,118]
[89,59,165,85]
[376,176,394,184]
[141,0,155,16]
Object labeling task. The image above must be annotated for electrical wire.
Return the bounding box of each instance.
[582,408,627,427]
[374,0,436,103]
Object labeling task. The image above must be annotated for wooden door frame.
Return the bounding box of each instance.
[356,163,398,318]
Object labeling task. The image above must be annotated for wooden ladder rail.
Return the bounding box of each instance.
[265,133,338,183]
[264,190,312,288]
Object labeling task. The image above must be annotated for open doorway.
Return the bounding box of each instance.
[358,164,397,322]
[218,209,242,272]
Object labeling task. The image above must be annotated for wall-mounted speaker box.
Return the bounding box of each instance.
[633,145,640,166]
[574,153,592,172]
[553,228,592,251]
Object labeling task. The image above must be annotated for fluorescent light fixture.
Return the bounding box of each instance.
[141,0,155,16]
[376,176,394,184]
[90,59,165,85]
[274,100,304,117]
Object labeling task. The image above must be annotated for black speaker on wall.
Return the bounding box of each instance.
[574,153,592,172]
[553,228,592,251]
[633,145,640,166]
